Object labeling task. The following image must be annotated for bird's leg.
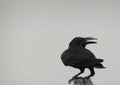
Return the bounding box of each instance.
[85,67,95,79]
[69,68,85,83]
[72,68,85,79]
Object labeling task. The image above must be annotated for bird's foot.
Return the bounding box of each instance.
[84,76,91,80]
[68,76,77,83]
[68,78,74,83]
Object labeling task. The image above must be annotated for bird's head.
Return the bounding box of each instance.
[69,37,97,48]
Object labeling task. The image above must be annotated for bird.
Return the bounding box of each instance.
[61,37,105,79]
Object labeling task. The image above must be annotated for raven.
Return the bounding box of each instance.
[61,37,105,79]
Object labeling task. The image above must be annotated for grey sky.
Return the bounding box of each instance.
[0,0,120,85]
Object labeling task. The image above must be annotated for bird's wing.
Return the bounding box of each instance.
[61,49,94,66]
[70,49,104,67]
[71,49,96,62]
[80,49,104,63]
[61,48,103,67]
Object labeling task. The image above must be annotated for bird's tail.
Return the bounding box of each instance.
[96,59,104,63]
[94,59,106,68]
[94,63,106,68]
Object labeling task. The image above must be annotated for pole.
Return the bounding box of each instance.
[69,77,94,85]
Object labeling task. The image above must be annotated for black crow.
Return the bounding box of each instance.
[61,37,105,79]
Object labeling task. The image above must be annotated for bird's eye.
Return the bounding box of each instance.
[79,38,84,42]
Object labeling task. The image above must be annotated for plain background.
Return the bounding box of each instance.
[0,0,120,85]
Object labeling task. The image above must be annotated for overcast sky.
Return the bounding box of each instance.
[0,0,120,85]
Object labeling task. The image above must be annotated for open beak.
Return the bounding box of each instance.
[84,37,97,44]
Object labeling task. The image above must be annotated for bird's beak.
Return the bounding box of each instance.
[84,37,97,44]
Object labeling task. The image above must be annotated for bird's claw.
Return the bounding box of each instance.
[68,77,77,83]
[68,78,74,83]
[84,76,91,80]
